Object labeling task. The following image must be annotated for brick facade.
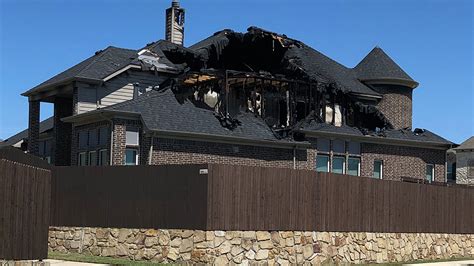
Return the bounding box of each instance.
[111,119,142,165]
[372,85,413,129]
[150,138,312,170]
[67,119,447,182]
[360,143,446,182]
[53,98,73,166]
[27,100,40,155]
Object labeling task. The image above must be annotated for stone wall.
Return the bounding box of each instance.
[49,227,473,264]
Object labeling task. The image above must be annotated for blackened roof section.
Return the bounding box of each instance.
[354,47,418,87]
[299,121,452,146]
[104,89,287,143]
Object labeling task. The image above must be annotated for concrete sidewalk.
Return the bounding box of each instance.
[405,260,474,265]
[43,260,109,266]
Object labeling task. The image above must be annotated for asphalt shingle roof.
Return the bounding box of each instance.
[299,121,452,145]
[0,117,54,147]
[23,47,139,95]
[455,136,474,150]
[104,88,284,142]
[354,47,416,82]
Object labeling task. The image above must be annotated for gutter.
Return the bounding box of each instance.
[300,129,452,150]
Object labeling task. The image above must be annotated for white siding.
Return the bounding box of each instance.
[75,70,169,114]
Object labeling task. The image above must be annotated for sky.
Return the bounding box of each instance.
[0,0,472,144]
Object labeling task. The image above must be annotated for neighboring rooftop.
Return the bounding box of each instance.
[0,117,54,147]
[455,136,474,151]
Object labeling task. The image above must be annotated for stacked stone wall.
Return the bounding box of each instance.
[49,227,473,264]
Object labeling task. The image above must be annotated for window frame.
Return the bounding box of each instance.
[316,154,330,173]
[98,149,108,166]
[373,160,383,179]
[78,152,87,166]
[347,157,361,176]
[88,150,97,166]
[332,156,346,174]
[426,164,435,183]
[125,148,139,166]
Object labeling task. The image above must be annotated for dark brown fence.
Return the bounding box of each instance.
[0,147,51,260]
[207,165,473,233]
[51,165,208,229]
[50,164,474,234]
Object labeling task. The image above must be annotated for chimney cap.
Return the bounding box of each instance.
[172,0,179,7]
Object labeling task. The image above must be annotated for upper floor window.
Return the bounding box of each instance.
[426,164,434,183]
[126,129,139,146]
[98,149,108,166]
[78,152,87,166]
[447,163,456,182]
[88,151,97,166]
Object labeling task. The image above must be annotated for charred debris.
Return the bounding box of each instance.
[151,27,393,141]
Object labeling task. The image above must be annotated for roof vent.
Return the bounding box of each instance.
[414,128,425,135]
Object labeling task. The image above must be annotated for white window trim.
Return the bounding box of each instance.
[78,152,87,166]
[374,160,383,179]
[316,154,330,173]
[98,149,108,166]
[332,156,346,174]
[88,151,97,166]
[426,164,435,183]
[348,157,361,176]
[125,148,139,166]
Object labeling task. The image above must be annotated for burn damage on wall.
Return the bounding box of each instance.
[153,27,393,141]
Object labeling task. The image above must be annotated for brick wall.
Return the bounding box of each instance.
[53,98,73,166]
[112,119,142,165]
[150,138,312,170]
[28,100,40,155]
[372,85,413,129]
[360,143,446,182]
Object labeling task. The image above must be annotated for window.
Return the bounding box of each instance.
[126,130,139,146]
[348,142,361,155]
[88,151,97,166]
[334,104,342,127]
[332,156,345,174]
[447,163,456,182]
[79,131,88,148]
[89,129,98,147]
[78,152,87,166]
[316,155,329,172]
[426,164,434,183]
[98,149,108,166]
[317,138,330,153]
[125,148,139,165]
[333,139,345,154]
[347,157,360,176]
[98,127,109,146]
[44,156,51,164]
[373,160,383,179]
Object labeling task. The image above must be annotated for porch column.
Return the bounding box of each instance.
[53,98,73,165]
[28,100,40,156]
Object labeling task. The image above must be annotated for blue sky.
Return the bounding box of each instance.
[0,0,472,143]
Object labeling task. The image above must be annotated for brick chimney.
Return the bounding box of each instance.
[165,0,185,45]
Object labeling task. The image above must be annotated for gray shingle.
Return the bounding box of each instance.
[105,89,283,142]
[354,47,416,82]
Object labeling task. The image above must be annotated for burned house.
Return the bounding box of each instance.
[18,1,452,182]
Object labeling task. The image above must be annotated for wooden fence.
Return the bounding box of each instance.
[0,147,51,260]
[50,164,474,234]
